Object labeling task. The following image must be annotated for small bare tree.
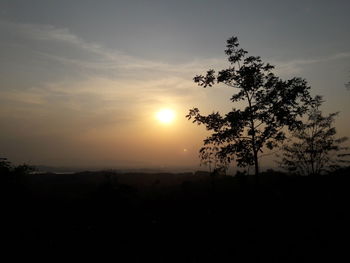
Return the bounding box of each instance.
[280,96,349,175]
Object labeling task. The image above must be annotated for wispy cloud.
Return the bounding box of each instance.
[0,20,222,76]
[2,20,348,105]
[273,52,350,75]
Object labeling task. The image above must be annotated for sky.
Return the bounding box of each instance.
[0,0,349,170]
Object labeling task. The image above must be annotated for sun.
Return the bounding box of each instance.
[156,109,175,124]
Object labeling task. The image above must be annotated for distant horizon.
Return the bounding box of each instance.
[25,163,279,175]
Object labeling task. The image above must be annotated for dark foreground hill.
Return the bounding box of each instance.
[1,168,350,262]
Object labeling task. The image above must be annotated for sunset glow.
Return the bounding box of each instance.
[1,2,349,259]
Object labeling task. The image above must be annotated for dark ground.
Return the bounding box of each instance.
[1,168,350,262]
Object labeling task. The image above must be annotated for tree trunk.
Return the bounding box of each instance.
[254,151,259,176]
[253,150,260,186]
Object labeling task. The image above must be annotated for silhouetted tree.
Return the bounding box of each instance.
[187,36,312,176]
[0,158,35,184]
[0,157,11,173]
[12,163,35,183]
[0,157,12,184]
[13,164,35,174]
[280,96,349,175]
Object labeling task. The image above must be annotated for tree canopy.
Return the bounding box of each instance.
[187,36,313,176]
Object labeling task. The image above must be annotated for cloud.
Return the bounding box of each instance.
[0,20,223,112]
[3,20,347,111]
[0,20,222,77]
[0,20,226,106]
[272,52,350,76]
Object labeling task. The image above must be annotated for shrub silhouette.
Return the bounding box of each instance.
[0,157,35,185]
[0,157,11,178]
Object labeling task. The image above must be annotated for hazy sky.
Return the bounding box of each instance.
[1,0,349,169]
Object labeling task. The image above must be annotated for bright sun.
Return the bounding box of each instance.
[156,109,175,124]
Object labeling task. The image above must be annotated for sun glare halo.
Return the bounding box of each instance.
[156,109,175,124]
